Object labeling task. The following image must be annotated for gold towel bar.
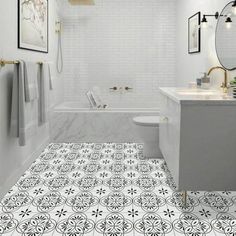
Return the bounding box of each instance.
[0,59,44,67]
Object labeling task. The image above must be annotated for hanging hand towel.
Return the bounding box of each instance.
[11,61,40,146]
[24,61,39,102]
[38,64,46,125]
[11,61,27,145]
[38,63,51,125]
[48,63,53,90]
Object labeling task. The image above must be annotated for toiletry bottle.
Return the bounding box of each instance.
[201,73,210,89]
[196,78,202,88]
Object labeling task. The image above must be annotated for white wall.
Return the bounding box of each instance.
[60,0,176,108]
[0,0,61,199]
[177,0,236,87]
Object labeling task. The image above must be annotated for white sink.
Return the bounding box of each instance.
[175,89,218,96]
[159,87,235,105]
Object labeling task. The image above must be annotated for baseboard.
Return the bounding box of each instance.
[0,137,49,200]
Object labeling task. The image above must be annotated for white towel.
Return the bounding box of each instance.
[10,63,21,139]
[38,64,50,125]
[24,61,39,102]
[48,63,53,90]
[10,61,38,146]
[11,61,26,145]
[38,64,46,125]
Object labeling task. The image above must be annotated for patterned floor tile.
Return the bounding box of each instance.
[132,191,169,214]
[62,194,100,214]
[155,185,174,197]
[0,212,23,235]
[99,192,133,213]
[171,212,214,236]
[207,212,236,235]
[91,185,112,197]
[133,212,174,235]
[95,211,134,236]
[199,191,234,214]
[0,142,236,236]
[166,191,203,213]
[11,212,58,236]
[54,211,96,235]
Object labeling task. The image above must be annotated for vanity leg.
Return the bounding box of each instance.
[182,191,187,207]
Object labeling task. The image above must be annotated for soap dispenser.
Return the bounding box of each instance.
[201,73,211,89]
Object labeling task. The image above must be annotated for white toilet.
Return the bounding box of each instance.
[133,116,163,159]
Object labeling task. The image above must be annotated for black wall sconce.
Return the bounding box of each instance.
[201,11,233,28]
[201,1,236,29]
[201,12,221,28]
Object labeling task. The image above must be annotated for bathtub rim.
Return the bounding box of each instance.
[53,103,160,113]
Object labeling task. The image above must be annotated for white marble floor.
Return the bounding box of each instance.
[0,143,236,235]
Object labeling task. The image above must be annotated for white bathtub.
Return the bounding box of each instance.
[50,102,159,143]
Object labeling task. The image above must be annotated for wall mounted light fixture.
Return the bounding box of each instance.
[201,11,233,29]
[201,12,221,28]
[201,12,220,23]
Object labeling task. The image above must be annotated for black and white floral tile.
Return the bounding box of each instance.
[0,143,236,236]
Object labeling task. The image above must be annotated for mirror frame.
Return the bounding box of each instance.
[215,1,236,71]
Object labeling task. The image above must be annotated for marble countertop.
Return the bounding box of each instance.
[159,87,236,105]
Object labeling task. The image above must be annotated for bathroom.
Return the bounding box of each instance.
[0,0,236,235]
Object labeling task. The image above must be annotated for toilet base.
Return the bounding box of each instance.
[143,141,163,159]
[133,117,163,159]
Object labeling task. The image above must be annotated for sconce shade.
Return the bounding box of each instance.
[201,15,207,23]
[225,17,232,23]
[225,17,233,29]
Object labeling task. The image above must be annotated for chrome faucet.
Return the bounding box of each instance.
[207,66,228,93]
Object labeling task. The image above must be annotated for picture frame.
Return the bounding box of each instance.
[188,12,201,54]
[18,0,48,53]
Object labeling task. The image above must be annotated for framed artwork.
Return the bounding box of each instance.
[188,12,201,54]
[18,0,48,53]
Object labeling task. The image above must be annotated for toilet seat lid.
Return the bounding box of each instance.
[133,116,160,127]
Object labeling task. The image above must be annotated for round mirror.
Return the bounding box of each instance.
[216,1,236,70]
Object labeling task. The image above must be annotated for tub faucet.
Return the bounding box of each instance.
[109,87,118,91]
[125,87,133,91]
[207,66,228,93]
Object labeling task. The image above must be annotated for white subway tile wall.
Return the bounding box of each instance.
[60,0,176,108]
